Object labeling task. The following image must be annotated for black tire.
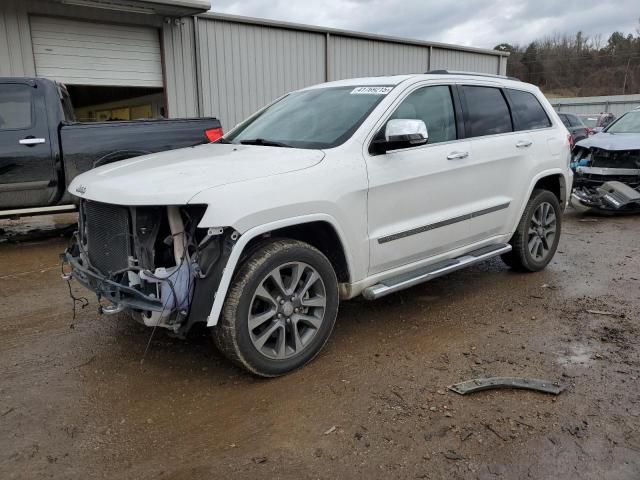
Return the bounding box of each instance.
[501,189,562,272]
[213,239,339,377]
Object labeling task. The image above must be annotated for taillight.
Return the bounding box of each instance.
[568,133,574,149]
[205,127,223,142]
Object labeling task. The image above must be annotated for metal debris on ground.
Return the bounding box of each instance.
[442,450,466,461]
[448,377,566,395]
[586,309,615,316]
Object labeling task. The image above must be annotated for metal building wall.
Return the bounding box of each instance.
[0,1,201,118]
[550,94,640,116]
[0,2,509,126]
[195,14,508,129]
[430,48,501,76]
[0,0,162,78]
[163,18,200,118]
[0,1,36,77]
[328,35,430,81]
[0,0,199,119]
[196,18,326,128]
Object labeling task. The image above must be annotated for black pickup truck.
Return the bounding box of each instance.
[0,77,222,211]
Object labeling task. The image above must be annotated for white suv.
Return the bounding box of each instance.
[64,71,572,376]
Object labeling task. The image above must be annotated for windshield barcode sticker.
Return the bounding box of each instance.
[350,86,393,95]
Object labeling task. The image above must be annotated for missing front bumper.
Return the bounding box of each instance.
[571,181,640,214]
[62,246,164,313]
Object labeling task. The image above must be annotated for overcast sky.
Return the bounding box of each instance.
[211,0,640,49]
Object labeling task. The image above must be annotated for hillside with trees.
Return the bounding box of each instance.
[495,24,640,97]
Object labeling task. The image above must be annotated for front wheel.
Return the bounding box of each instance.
[213,239,339,377]
[502,189,562,272]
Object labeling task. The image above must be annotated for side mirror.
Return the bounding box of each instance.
[371,119,428,154]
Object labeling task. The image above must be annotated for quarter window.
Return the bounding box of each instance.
[388,85,457,144]
[0,84,32,130]
[461,86,512,137]
[507,89,552,131]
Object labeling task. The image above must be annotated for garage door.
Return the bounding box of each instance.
[30,16,163,87]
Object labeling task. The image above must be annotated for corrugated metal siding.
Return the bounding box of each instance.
[499,56,507,76]
[328,35,429,80]
[31,16,163,87]
[163,18,199,117]
[0,1,35,77]
[431,48,500,74]
[0,2,509,125]
[550,94,640,116]
[195,16,506,127]
[197,18,326,128]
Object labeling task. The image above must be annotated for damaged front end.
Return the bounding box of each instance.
[61,200,236,336]
[571,144,640,214]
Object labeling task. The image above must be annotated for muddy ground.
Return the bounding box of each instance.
[1,210,639,479]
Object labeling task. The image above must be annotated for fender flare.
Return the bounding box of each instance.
[514,168,570,223]
[206,213,353,326]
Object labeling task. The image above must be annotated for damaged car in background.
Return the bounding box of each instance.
[571,107,640,214]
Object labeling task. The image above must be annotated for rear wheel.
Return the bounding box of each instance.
[502,189,561,272]
[213,239,339,377]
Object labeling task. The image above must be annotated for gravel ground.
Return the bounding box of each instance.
[1,210,639,479]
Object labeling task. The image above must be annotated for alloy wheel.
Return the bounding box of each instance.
[528,201,557,262]
[248,262,327,360]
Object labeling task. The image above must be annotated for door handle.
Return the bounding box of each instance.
[19,137,46,146]
[447,151,469,160]
[516,140,533,148]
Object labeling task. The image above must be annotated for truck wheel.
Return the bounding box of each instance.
[213,239,339,377]
[502,189,561,272]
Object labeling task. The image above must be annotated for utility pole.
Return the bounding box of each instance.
[622,56,631,95]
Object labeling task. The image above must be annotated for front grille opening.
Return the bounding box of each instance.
[152,205,208,269]
[80,201,209,277]
[153,213,176,268]
[592,149,640,169]
[82,200,132,275]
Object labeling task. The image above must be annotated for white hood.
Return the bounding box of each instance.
[68,143,325,205]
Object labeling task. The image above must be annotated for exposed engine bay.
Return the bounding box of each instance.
[571,142,640,214]
[61,200,236,336]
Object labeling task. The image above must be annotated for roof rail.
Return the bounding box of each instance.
[424,70,521,82]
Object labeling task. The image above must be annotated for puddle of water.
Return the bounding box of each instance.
[555,343,596,366]
[0,213,77,241]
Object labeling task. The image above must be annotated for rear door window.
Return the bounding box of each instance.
[506,89,551,131]
[558,114,569,127]
[571,115,586,127]
[0,84,33,130]
[461,86,512,137]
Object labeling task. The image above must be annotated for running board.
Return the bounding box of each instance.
[0,204,76,219]
[362,243,512,300]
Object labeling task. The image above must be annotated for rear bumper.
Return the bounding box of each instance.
[62,243,164,312]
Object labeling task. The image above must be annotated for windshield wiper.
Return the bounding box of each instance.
[239,138,292,148]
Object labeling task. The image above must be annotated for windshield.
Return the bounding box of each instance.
[578,115,599,128]
[225,86,393,149]
[605,111,640,134]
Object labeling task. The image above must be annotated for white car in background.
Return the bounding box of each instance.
[64,71,572,376]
